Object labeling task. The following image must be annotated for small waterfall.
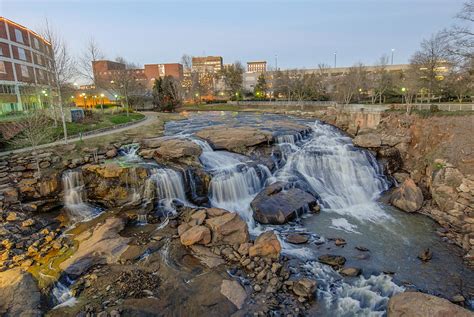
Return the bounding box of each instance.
[52,278,77,309]
[62,171,98,222]
[118,143,140,162]
[192,138,269,226]
[148,168,188,215]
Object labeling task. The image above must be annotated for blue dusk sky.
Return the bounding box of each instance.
[0,0,465,69]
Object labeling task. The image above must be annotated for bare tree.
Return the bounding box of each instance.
[332,63,366,105]
[115,56,139,69]
[78,38,104,85]
[9,110,54,176]
[107,68,145,116]
[41,19,75,143]
[398,67,420,113]
[442,0,473,60]
[368,55,393,104]
[410,32,451,102]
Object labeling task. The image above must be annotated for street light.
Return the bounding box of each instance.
[100,93,105,111]
[334,52,337,68]
[391,49,395,65]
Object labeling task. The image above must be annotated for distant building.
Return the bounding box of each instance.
[93,60,183,90]
[247,61,267,73]
[192,56,223,73]
[0,17,55,114]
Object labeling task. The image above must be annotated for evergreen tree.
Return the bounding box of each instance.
[254,73,267,98]
[152,76,182,112]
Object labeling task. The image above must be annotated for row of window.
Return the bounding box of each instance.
[0,45,51,67]
[12,27,50,54]
[0,60,49,80]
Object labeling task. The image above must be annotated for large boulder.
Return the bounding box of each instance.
[149,138,202,161]
[251,182,318,224]
[390,178,424,212]
[60,217,130,276]
[292,278,317,299]
[249,231,281,259]
[205,210,249,245]
[353,133,382,148]
[0,268,42,316]
[387,292,473,317]
[195,126,272,153]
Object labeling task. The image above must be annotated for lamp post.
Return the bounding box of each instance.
[100,93,105,112]
[391,49,395,65]
[334,52,337,68]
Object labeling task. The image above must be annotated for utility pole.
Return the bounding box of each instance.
[391,49,395,65]
[334,52,337,68]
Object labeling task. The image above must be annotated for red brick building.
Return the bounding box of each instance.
[0,17,55,114]
[93,60,183,90]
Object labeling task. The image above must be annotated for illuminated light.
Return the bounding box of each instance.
[44,94,48,96]
[0,17,51,45]
[114,94,118,98]
[100,93,104,97]
[41,90,46,94]
[401,87,406,92]
[71,95,74,99]
[110,80,115,84]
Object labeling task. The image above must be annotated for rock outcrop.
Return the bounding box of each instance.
[387,292,473,317]
[60,217,130,276]
[0,267,42,316]
[141,137,202,164]
[390,178,424,212]
[196,126,272,154]
[251,182,318,224]
[220,279,247,309]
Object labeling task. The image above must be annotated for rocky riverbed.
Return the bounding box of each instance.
[0,111,473,316]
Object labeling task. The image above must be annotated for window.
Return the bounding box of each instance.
[37,54,42,65]
[15,29,24,43]
[0,61,6,74]
[38,69,44,79]
[0,47,3,56]
[34,38,39,49]
[20,65,29,77]
[18,48,27,61]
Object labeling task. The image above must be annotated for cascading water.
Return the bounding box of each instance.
[275,122,391,224]
[192,138,269,226]
[51,278,77,309]
[148,168,189,215]
[118,143,140,162]
[62,171,99,222]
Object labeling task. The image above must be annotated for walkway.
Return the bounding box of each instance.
[0,112,157,157]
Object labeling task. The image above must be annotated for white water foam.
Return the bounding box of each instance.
[330,218,361,234]
[62,171,99,223]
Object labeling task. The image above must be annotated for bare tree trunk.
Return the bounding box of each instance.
[56,82,68,143]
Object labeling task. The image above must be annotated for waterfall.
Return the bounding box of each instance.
[51,278,77,309]
[62,171,98,222]
[118,143,140,162]
[275,122,391,223]
[192,138,269,226]
[148,168,188,215]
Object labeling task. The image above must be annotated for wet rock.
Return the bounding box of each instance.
[251,182,317,225]
[83,163,127,178]
[451,295,465,303]
[195,126,272,153]
[340,267,361,277]
[390,178,424,212]
[387,292,473,317]
[238,242,253,256]
[249,231,281,259]
[0,267,42,316]
[60,217,130,276]
[21,218,35,227]
[355,246,369,252]
[180,225,211,246]
[220,279,247,309]
[318,254,346,268]
[334,238,346,246]
[190,210,207,226]
[286,234,309,244]
[292,278,317,299]
[418,248,433,262]
[205,210,249,245]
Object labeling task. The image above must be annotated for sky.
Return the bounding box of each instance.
[0,0,465,70]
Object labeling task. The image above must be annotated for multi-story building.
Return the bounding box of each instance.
[192,56,223,73]
[247,61,267,73]
[93,60,183,90]
[0,17,55,114]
